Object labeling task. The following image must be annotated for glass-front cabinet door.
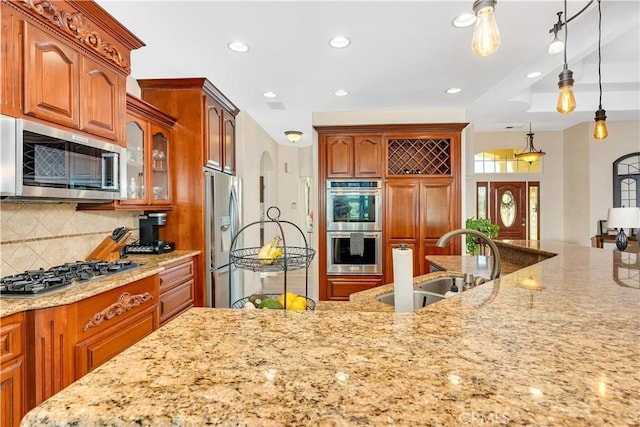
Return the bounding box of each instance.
[124,119,145,204]
[150,125,170,205]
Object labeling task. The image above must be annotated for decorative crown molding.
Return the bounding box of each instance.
[83,292,153,332]
[18,0,130,73]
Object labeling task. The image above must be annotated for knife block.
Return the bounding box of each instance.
[86,232,131,262]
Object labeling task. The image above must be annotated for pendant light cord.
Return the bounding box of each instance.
[563,0,568,70]
[597,0,603,109]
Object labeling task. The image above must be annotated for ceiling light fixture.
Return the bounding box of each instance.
[526,71,542,79]
[471,0,500,56]
[556,0,576,115]
[334,89,349,97]
[329,36,351,49]
[548,12,565,54]
[227,41,249,53]
[515,123,546,164]
[284,130,303,143]
[593,0,608,141]
[263,91,277,98]
[446,87,462,94]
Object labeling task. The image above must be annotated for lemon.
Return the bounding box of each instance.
[290,296,307,311]
[278,292,298,309]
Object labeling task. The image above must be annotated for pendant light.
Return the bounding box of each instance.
[556,0,576,114]
[593,0,608,140]
[471,0,500,56]
[515,124,546,164]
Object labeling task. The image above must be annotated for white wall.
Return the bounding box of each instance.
[563,123,592,246]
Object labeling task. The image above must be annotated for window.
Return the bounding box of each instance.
[474,149,542,174]
[614,152,639,208]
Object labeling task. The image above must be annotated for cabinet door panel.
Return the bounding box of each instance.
[80,56,120,140]
[75,307,156,379]
[1,3,22,116]
[354,135,382,177]
[1,358,24,427]
[23,23,78,128]
[223,111,236,175]
[326,136,354,178]
[29,306,74,406]
[421,184,452,239]
[385,182,419,240]
[206,97,222,171]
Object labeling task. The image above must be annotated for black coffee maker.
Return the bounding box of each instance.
[126,213,175,254]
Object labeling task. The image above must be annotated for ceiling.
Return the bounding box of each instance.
[97,1,640,147]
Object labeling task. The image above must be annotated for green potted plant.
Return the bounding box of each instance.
[465,217,499,255]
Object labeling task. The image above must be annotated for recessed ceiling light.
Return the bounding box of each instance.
[227,41,249,53]
[329,36,351,49]
[526,71,542,79]
[446,87,462,94]
[334,89,349,97]
[263,91,277,98]
[452,13,476,28]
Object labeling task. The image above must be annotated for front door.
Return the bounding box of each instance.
[490,182,527,240]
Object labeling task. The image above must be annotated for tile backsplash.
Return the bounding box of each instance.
[0,202,141,276]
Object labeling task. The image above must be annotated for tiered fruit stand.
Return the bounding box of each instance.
[229,206,316,309]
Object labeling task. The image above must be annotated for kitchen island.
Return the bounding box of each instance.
[21,241,640,426]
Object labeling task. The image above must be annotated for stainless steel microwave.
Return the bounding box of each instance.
[1,115,125,200]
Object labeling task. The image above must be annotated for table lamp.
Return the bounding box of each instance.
[606,207,640,251]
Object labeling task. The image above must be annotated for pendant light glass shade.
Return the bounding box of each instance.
[556,69,576,114]
[471,0,500,56]
[594,108,608,140]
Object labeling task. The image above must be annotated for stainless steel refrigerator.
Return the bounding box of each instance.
[204,169,243,308]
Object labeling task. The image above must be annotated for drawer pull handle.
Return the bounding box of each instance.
[83,292,153,332]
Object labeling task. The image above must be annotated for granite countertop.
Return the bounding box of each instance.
[0,250,200,318]
[21,242,640,426]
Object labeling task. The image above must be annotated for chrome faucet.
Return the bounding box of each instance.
[436,229,501,281]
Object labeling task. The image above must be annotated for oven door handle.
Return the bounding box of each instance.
[328,231,381,238]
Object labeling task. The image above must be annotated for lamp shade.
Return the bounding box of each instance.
[606,207,640,228]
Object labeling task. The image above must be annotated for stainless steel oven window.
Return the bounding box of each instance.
[326,181,382,231]
[326,231,382,275]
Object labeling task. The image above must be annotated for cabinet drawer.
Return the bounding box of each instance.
[159,258,194,292]
[76,275,158,341]
[327,277,384,300]
[75,306,157,379]
[160,279,194,324]
[0,313,24,364]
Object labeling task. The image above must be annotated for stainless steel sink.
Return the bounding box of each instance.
[417,277,455,295]
[376,289,445,309]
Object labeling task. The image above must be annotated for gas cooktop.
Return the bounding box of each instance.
[0,259,140,296]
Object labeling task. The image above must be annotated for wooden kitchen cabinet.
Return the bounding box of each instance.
[2,1,144,144]
[385,179,460,279]
[325,134,383,178]
[138,77,239,306]
[205,92,237,174]
[119,95,176,210]
[316,124,466,300]
[0,312,25,427]
[74,275,159,379]
[159,257,195,325]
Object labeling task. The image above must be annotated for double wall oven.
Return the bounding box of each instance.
[326,180,382,275]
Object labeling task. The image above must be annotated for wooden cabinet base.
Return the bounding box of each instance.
[1,358,24,427]
[326,276,384,300]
